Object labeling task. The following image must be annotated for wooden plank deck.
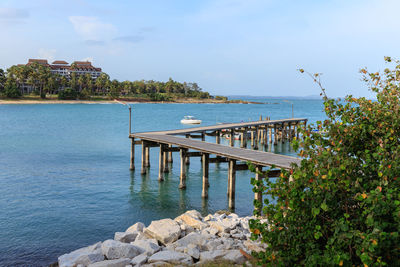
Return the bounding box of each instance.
[131,117,307,136]
[132,133,300,169]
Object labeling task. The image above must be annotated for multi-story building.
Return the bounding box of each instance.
[24,59,102,80]
[18,59,103,94]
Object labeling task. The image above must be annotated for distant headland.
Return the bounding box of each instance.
[1,58,259,104]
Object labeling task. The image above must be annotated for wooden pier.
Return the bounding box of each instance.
[129,117,307,212]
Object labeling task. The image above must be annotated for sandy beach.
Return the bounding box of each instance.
[0,98,263,105]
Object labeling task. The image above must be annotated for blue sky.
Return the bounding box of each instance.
[0,0,399,97]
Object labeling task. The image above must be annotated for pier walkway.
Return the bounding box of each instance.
[129,117,307,211]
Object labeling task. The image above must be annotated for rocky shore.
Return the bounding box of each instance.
[57,210,266,267]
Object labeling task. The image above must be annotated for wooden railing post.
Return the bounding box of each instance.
[130,137,135,170]
[202,153,209,198]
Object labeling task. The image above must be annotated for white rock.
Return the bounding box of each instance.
[115,232,138,243]
[148,251,193,265]
[135,231,152,241]
[131,239,160,256]
[232,233,245,240]
[204,239,222,251]
[131,253,148,266]
[243,240,264,253]
[175,246,185,253]
[175,212,208,230]
[102,240,143,260]
[203,214,214,222]
[88,258,131,267]
[144,219,181,245]
[126,222,145,233]
[58,242,104,267]
[142,261,171,267]
[186,244,200,259]
[223,250,246,264]
[199,250,227,261]
[227,213,239,219]
[172,232,209,249]
[186,210,203,219]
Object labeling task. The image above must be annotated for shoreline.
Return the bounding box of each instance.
[0,98,264,105]
[56,210,263,267]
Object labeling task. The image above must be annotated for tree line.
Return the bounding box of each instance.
[0,63,218,101]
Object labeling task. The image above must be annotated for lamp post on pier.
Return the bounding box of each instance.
[283,100,294,118]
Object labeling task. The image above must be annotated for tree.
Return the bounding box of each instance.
[3,78,21,98]
[0,68,5,92]
[95,73,110,95]
[249,58,400,266]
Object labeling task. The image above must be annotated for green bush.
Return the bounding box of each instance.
[149,93,171,101]
[215,95,228,101]
[3,79,21,98]
[249,57,400,266]
[79,88,91,100]
[58,88,78,100]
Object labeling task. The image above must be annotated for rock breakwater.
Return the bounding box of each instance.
[58,210,266,267]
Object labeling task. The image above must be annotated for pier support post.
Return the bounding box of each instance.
[243,128,247,147]
[274,125,278,144]
[130,138,135,170]
[179,148,187,189]
[141,141,147,175]
[240,130,245,148]
[201,132,205,142]
[216,131,220,144]
[145,146,150,167]
[168,144,173,163]
[288,122,292,142]
[229,129,234,147]
[260,129,264,145]
[250,130,254,148]
[202,153,209,198]
[158,144,164,181]
[269,127,272,143]
[163,150,169,173]
[264,128,268,145]
[228,159,236,210]
[254,165,262,215]
[254,127,259,150]
[185,134,190,165]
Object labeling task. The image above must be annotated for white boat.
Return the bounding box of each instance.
[180,116,202,124]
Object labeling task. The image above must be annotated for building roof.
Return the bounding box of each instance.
[28,59,49,65]
[52,60,69,65]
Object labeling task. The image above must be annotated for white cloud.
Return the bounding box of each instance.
[69,16,116,41]
[81,57,94,62]
[38,48,56,62]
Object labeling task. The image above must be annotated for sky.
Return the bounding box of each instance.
[0,0,399,98]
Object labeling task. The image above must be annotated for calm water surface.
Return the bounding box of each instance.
[0,99,325,266]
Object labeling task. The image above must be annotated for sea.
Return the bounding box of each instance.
[0,98,326,266]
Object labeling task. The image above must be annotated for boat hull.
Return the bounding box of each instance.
[180,119,202,124]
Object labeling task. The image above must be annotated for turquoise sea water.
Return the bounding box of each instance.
[0,99,325,266]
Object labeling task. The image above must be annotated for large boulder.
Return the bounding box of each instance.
[87,258,131,267]
[114,231,138,243]
[223,250,246,264]
[172,232,209,250]
[101,239,143,259]
[126,222,145,233]
[175,212,208,230]
[58,242,104,267]
[131,239,160,256]
[144,219,181,245]
[131,253,148,266]
[148,251,193,265]
[208,218,239,233]
[199,250,227,262]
